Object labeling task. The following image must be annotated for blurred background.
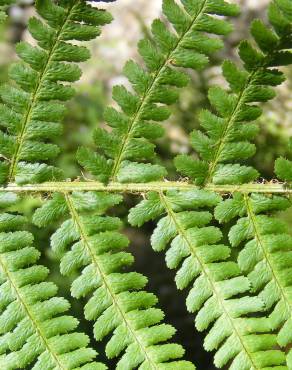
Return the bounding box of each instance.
[1,1,292,368]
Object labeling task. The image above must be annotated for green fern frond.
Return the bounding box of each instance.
[0,0,112,185]
[33,191,196,370]
[2,1,292,369]
[77,0,240,184]
[215,192,292,366]
[0,192,106,370]
[175,0,292,185]
[128,190,287,369]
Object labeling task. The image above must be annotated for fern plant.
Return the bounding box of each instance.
[1,0,292,369]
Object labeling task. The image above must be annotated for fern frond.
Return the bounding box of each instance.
[215,192,292,367]
[0,0,112,185]
[33,191,196,370]
[0,192,106,370]
[128,190,287,369]
[175,0,292,185]
[77,0,240,184]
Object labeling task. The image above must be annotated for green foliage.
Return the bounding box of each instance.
[0,192,106,369]
[175,0,292,185]
[215,192,292,367]
[125,3,292,366]
[275,157,292,181]
[33,191,195,370]
[77,0,240,184]
[1,0,292,369]
[0,0,112,185]
[129,190,290,369]
[0,1,14,23]
[275,138,292,182]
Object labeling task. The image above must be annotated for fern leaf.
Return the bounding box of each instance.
[175,0,292,185]
[33,191,196,370]
[128,190,286,369]
[76,0,239,184]
[0,0,112,185]
[275,138,292,182]
[275,157,292,182]
[215,192,292,365]
[0,192,106,370]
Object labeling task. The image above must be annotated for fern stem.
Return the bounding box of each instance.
[0,256,66,369]
[2,181,292,194]
[109,0,208,180]
[159,192,260,369]
[7,0,80,182]
[64,193,160,370]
